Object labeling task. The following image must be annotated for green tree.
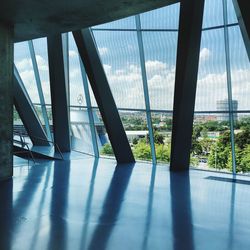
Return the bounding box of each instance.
[101,143,114,156]
[155,144,170,163]
[154,132,164,144]
[132,137,139,145]
[191,124,203,155]
[226,145,242,172]
[199,137,213,155]
[193,124,203,138]
[191,140,202,155]
[203,121,221,131]
[13,109,20,122]
[239,145,250,173]
[190,155,199,167]
[146,130,164,144]
[238,117,250,129]
[208,144,231,170]
[133,142,151,160]
[226,144,250,173]
[235,128,250,149]
[219,130,231,146]
[208,131,231,170]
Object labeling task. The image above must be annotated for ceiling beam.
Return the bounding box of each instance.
[1,0,179,42]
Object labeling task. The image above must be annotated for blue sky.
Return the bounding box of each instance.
[14,0,250,112]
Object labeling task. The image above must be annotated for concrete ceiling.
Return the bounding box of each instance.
[1,0,178,42]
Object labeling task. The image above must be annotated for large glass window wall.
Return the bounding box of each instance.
[91,5,180,164]
[14,39,52,141]
[191,0,250,175]
[13,0,249,175]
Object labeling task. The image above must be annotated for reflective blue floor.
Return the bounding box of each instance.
[1,155,250,250]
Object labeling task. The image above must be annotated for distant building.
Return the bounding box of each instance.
[126,131,149,142]
[194,115,217,123]
[216,99,238,121]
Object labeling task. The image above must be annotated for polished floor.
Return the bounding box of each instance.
[1,155,250,250]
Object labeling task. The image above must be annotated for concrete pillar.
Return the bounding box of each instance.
[233,0,250,60]
[73,29,135,163]
[47,34,71,152]
[170,0,204,171]
[0,23,13,181]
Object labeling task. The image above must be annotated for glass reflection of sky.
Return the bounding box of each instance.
[14,0,249,111]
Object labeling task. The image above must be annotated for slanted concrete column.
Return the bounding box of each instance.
[170,0,204,171]
[233,0,250,60]
[73,29,135,163]
[47,34,71,152]
[0,23,13,181]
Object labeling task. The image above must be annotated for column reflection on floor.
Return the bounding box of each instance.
[29,165,52,250]
[170,171,194,250]
[0,179,13,250]
[87,163,134,250]
[47,160,70,250]
[12,164,47,250]
[141,164,156,250]
[79,157,99,250]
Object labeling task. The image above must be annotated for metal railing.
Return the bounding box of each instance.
[13,132,36,164]
[29,135,64,160]
[13,131,64,161]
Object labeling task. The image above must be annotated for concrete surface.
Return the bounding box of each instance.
[0,23,13,181]
[1,0,177,42]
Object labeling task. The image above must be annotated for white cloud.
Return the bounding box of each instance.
[16,58,32,71]
[15,53,250,111]
[100,60,250,111]
[103,64,112,74]
[98,47,109,56]
[199,48,211,62]
[19,70,39,102]
[69,50,78,58]
[98,60,176,109]
[15,54,50,103]
[69,68,81,79]
[35,55,48,71]
[195,68,250,111]
[146,60,168,72]
[16,55,49,72]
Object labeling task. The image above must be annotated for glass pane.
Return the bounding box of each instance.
[14,42,40,103]
[119,111,152,162]
[88,82,98,107]
[151,112,172,164]
[202,0,224,28]
[140,3,180,30]
[191,113,232,172]
[92,108,115,158]
[142,31,178,110]
[14,40,46,130]
[68,33,87,107]
[195,28,228,112]
[45,105,53,140]
[13,107,23,126]
[70,107,94,155]
[227,0,238,24]
[229,25,250,111]
[13,107,31,145]
[46,105,53,126]
[32,38,52,104]
[93,30,145,109]
[92,16,136,29]
[33,104,45,126]
[234,113,250,175]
